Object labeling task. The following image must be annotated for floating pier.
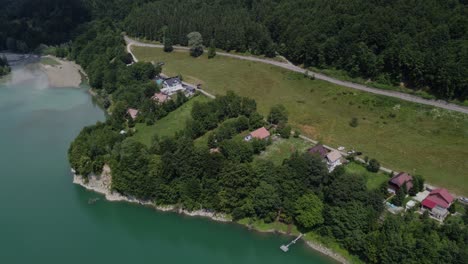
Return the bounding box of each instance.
[280,233,303,252]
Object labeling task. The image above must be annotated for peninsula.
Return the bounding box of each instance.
[2,1,466,264]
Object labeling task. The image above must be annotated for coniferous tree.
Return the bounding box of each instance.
[208,39,216,59]
[163,37,173,52]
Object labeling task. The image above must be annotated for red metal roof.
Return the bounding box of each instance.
[422,198,437,209]
[389,172,413,191]
[308,144,329,158]
[424,188,454,208]
[430,188,454,204]
[250,127,270,140]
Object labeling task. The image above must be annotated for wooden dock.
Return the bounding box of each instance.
[280,233,303,252]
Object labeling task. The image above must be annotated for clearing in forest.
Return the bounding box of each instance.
[132,46,468,195]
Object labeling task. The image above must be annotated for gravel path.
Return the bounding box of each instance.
[125,36,468,115]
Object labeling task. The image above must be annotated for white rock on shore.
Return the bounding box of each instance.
[72,165,230,221]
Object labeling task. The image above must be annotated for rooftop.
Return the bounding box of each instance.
[308,144,329,158]
[423,188,454,209]
[249,127,270,140]
[326,150,342,163]
[389,172,413,191]
[164,77,182,87]
[152,92,169,103]
[127,108,139,120]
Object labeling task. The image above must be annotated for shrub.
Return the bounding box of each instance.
[277,123,292,138]
[367,158,380,172]
[349,117,359,127]
[251,138,267,154]
[293,130,301,138]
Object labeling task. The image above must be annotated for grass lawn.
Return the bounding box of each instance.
[309,67,437,100]
[132,95,210,146]
[254,137,313,165]
[40,57,60,66]
[237,218,297,234]
[132,47,468,195]
[345,162,389,190]
[193,118,249,148]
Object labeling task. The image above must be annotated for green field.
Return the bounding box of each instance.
[132,47,468,195]
[132,95,210,146]
[40,57,60,66]
[254,137,313,165]
[345,162,390,190]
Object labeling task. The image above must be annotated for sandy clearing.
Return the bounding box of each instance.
[40,55,84,87]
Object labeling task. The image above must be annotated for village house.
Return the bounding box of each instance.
[325,150,342,172]
[151,92,169,104]
[244,127,270,141]
[388,172,413,194]
[307,144,342,172]
[421,188,454,221]
[127,108,139,120]
[161,77,185,95]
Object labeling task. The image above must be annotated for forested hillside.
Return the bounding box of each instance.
[0,0,88,52]
[0,55,11,76]
[124,0,275,56]
[124,0,468,101]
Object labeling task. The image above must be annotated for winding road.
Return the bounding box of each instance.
[125,36,468,114]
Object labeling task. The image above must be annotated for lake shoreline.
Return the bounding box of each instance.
[73,166,349,264]
[40,55,84,87]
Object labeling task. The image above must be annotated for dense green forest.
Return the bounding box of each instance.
[124,0,276,56]
[0,55,11,76]
[0,0,89,52]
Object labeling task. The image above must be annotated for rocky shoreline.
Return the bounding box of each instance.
[73,165,348,264]
[72,165,231,221]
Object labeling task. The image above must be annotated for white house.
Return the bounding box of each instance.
[326,150,342,172]
[161,77,185,95]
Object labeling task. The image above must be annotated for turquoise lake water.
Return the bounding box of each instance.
[0,64,333,264]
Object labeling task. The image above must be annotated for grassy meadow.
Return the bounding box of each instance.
[133,95,210,146]
[344,162,390,190]
[254,137,313,166]
[40,57,60,66]
[132,47,468,195]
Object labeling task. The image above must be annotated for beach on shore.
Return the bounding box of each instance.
[40,55,84,87]
[73,165,349,264]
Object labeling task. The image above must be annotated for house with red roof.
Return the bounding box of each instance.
[244,127,270,141]
[388,172,413,194]
[151,92,169,104]
[127,108,139,120]
[421,188,454,221]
